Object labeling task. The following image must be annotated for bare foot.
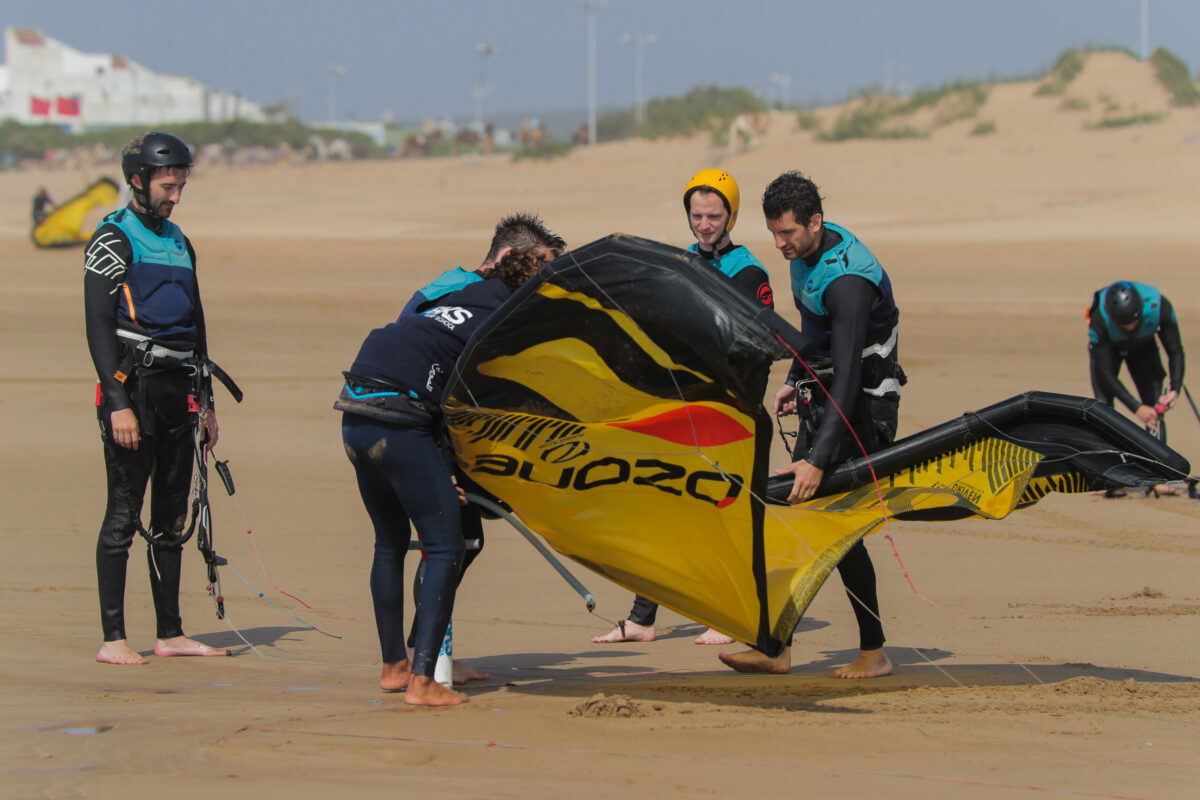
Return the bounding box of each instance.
[405,675,468,707]
[452,660,491,684]
[830,648,892,679]
[380,659,412,692]
[96,640,149,665]
[718,646,791,674]
[590,619,655,643]
[694,627,734,645]
[154,636,231,658]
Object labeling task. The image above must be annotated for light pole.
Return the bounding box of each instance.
[769,72,791,108]
[473,43,496,132]
[621,33,657,130]
[579,0,607,146]
[328,64,346,123]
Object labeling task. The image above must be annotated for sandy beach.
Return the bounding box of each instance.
[3,51,1199,799]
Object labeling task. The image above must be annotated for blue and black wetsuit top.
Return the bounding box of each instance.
[350,278,513,407]
[400,267,484,318]
[688,242,774,308]
[84,205,204,412]
[785,221,903,470]
[1088,281,1184,411]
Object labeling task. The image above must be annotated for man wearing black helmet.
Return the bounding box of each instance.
[84,131,227,665]
[1088,280,1185,448]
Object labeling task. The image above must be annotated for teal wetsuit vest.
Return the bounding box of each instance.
[401,267,482,317]
[102,208,196,345]
[686,243,764,280]
[788,222,901,397]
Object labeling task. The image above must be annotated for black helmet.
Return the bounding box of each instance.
[1104,281,1142,328]
[121,131,192,204]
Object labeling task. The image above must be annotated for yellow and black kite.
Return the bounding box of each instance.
[31,177,119,248]
[443,235,1189,656]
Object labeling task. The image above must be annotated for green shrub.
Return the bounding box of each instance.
[970,120,997,136]
[1059,97,1091,111]
[1087,111,1166,129]
[1148,47,1200,106]
[795,109,820,131]
[1035,49,1085,96]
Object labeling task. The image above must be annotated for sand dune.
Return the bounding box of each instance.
[2,51,1199,799]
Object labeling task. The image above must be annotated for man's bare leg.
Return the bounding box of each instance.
[405,675,467,707]
[831,647,892,679]
[380,659,412,692]
[694,627,734,645]
[154,636,231,657]
[718,646,791,674]
[97,640,149,665]
[590,619,655,643]
[452,660,491,684]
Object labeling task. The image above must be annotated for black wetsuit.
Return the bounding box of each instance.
[784,224,903,652]
[341,278,512,677]
[1088,289,1184,420]
[626,242,774,629]
[84,205,206,643]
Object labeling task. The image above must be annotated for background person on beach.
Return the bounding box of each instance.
[591,168,773,648]
[84,131,228,665]
[400,213,565,683]
[338,249,545,707]
[719,170,904,680]
[1087,280,1185,496]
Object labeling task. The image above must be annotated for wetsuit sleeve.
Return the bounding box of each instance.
[1158,296,1184,391]
[1087,313,1141,413]
[730,264,774,309]
[805,276,876,470]
[83,224,133,412]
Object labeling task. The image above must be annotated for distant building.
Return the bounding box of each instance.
[0,27,271,132]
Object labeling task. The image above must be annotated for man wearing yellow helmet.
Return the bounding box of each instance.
[590,168,773,647]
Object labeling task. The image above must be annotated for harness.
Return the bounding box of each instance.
[333,372,437,428]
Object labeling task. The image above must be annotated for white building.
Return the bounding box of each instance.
[0,27,269,132]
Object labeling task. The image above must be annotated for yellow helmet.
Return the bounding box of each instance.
[683,168,740,234]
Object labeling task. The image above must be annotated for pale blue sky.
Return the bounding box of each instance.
[4,1,1199,124]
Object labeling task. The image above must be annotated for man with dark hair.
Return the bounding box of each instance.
[399,212,564,683]
[84,131,228,665]
[720,170,904,679]
[400,212,565,316]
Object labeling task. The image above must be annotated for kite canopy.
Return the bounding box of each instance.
[31,177,119,248]
[443,234,1191,657]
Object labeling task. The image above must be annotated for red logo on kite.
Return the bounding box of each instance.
[608,404,752,447]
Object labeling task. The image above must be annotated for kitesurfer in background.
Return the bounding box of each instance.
[400,213,565,684]
[591,168,773,647]
[32,186,56,226]
[338,248,546,707]
[84,132,228,665]
[720,170,904,679]
[1087,280,1185,496]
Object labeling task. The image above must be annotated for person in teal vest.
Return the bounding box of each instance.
[84,132,228,666]
[590,168,774,647]
[1088,281,1184,430]
[720,170,904,680]
[1088,281,1185,496]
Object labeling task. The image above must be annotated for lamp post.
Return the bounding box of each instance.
[473,43,496,132]
[620,33,657,129]
[579,0,607,145]
[328,64,346,123]
[769,72,791,109]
